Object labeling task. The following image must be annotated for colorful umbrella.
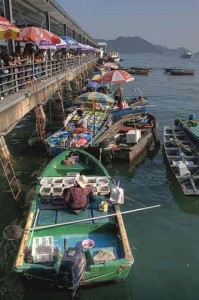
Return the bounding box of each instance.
[60,35,78,48]
[17,27,61,43]
[77,92,114,103]
[97,70,134,84]
[37,38,67,49]
[0,16,19,40]
[91,74,102,82]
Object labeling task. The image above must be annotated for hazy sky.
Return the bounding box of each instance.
[57,0,199,51]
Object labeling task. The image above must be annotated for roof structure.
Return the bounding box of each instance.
[0,0,97,46]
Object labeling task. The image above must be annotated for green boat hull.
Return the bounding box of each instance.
[15,148,133,288]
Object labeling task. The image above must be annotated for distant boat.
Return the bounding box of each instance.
[169,69,194,76]
[108,51,120,62]
[164,67,183,73]
[180,50,193,58]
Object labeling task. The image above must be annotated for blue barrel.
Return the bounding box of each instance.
[189,114,196,120]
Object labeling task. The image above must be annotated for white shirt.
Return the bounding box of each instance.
[77,116,88,129]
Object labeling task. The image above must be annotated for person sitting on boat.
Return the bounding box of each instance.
[64,175,93,213]
[74,109,88,133]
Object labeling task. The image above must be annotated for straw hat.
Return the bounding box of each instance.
[76,174,88,188]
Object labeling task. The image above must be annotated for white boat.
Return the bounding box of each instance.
[108,51,120,62]
[180,50,193,58]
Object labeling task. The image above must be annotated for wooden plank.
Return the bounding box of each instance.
[115,206,133,261]
[15,212,34,267]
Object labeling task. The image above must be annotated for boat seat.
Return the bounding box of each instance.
[91,208,110,224]
[37,210,57,226]
[56,209,93,224]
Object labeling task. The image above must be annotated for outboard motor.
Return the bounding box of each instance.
[59,247,86,290]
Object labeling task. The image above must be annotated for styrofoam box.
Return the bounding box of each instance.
[52,177,65,186]
[51,186,63,196]
[97,185,110,195]
[32,236,54,263]
[92,186,98,195]
[96,177,109,186]
[87,177,97,185]
[40,177,53,186]
[39,186,52,196]
[63,177,76,188]
[126,129,141,144]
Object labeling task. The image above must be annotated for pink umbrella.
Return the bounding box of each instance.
[97,70,134,84]
[103,62,118,69]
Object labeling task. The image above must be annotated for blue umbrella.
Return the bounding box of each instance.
[60,35,78,48]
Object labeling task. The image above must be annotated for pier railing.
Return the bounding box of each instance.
[0,55,97,100]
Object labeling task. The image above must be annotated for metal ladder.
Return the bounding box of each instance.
[0,136,21,200]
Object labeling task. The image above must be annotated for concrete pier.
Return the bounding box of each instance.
[0,57,97,135]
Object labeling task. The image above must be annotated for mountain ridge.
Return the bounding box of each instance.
[96,36,186,54]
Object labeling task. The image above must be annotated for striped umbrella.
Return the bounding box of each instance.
[0,16,19,40]
[97,70,134,84]
[77,92,114,103]
[17,27,60,43]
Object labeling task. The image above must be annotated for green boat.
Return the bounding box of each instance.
[175,116,199,145]
[14,148,134,291]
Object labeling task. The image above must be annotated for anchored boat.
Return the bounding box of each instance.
[163,125,199,195]
[90,112,159,164]
[14,148,134,291]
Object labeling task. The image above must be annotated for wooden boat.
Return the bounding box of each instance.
[14,148,134,291]
[90,113,159,164]
[163,125,199,195]
[128,68,152,75]
[44,108,112,157]
[169,69,194,76]
[110,102,147,119]
[175,117,199,145]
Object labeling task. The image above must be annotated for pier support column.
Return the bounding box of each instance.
[34,104,46,141]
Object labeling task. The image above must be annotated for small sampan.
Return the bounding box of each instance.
[99,201,108,212]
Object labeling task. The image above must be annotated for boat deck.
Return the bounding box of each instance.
[37,195,112,226]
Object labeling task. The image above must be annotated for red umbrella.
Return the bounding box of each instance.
[17,27,60,43]
[0,16,19,39]
[97,70,134,84]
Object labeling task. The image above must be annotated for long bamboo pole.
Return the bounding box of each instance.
[31,204,161,231]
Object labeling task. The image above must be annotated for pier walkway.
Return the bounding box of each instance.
[0,55,97,135]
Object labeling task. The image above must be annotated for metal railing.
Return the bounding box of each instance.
[0,55,97,100]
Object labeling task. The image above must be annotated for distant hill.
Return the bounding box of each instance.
[96,36,185,54]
